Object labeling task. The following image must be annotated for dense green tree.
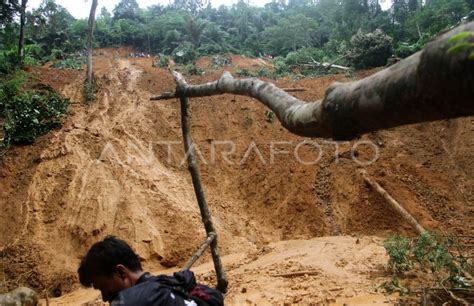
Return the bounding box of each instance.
[0,0,19,26]
[172,0,209,15]
[113,0,141,21]
[25,0,76,53]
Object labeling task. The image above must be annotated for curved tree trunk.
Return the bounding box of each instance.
[152,22,474,140]
[86,0,98,86]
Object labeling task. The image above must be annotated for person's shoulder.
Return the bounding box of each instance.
[110,278,177,306]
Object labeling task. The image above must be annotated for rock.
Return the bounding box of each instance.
[0,287,37,306]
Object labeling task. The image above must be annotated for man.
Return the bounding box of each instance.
[78,236,224,305]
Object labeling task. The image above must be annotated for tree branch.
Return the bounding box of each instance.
[179,95,228,293]
[183,232,216,270]
[152,22,474,140]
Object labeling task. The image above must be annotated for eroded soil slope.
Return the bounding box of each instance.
[0,49,472,303]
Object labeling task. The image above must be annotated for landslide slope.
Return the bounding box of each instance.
[0,49,472,303]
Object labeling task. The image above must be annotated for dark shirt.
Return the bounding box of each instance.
[110,272,196,306]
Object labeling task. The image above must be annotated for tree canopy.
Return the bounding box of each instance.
[0,0,472,73]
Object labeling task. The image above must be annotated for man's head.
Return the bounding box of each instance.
[78,236,144,302]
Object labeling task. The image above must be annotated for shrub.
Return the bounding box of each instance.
[197,43,228,55]
[272,58,289,77]
[172,42,197,64]
[183,63,203,75]
[257,67,269,78]
[284,47,326,66]
[155,55,170,68]
[1,72,69,145]
[383,232,472,291]
[235,68,257,78]
[394,33,432,58]
[53,56,86,70]
[0,49,21,76]
[349,29,393,69]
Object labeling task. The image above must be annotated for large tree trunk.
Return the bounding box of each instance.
[86,0,98,86]
[152,22,474,140]
[18,0,27,62]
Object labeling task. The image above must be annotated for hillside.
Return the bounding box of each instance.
[0,48,472,304]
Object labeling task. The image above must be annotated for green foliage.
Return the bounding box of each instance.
[383,232,473,292]
[0,49,21,76]
[257,67,269,78]
[284,47,326,66]
[156,55,170,68]
[1,72,69,145]
[448,31,474,60]
[384,235,412,272]
[53,55,86,70]
[172,42,197,64]
[272,58,289,77]
[349,29,393,68]
[265,110,274,123]
[183,63,203,75]
[197,43,229,56]
[235,68,258,78]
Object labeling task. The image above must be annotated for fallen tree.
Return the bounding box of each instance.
[360,170,425,234]
[152,22,474,140]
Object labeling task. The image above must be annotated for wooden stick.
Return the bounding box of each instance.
[179,95,228,293]
[183,232,216,270]
[151,91,176,100]
[280,88,307,92]
[271,270,321,278]
[360,169,425,234]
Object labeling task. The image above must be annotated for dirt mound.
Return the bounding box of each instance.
[0,48,472,302]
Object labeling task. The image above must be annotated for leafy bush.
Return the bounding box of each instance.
[53,56,86,70]
[349,29,393,69]
[271,58,289,77]
[197,43,228,55]
[183,63,203,75]
[1,72,69,145]
[0,49,21,76]
[172,42,197,64]
[155,55,170,68]
[383,232,472,293]
[235,68,258,78]
[257,67,269,78]
[284,47,326,66]
[384,235,412,272]
[394,33,432,58]
[23,44,47,66]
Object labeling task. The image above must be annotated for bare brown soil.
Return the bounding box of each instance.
[0,48,472,304]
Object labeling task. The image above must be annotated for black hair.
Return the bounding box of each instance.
[78,236,143,287]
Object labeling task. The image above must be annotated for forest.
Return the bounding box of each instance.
[1,0,473,73]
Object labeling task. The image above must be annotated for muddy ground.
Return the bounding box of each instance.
[0,48,472,305]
